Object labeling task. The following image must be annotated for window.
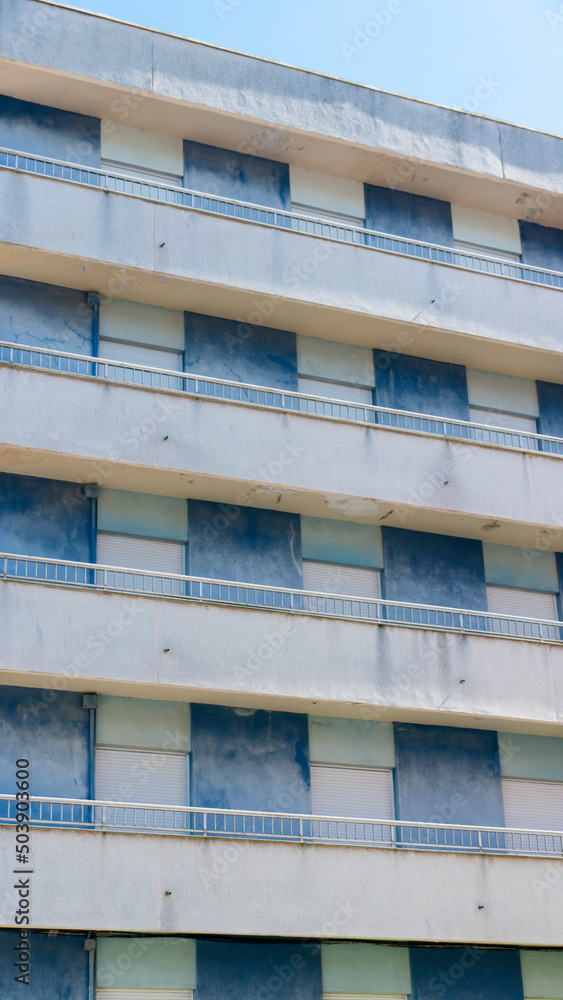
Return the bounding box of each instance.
[298,376,373,406]
[290,165,365,225]
[303,560,380,599]
[98,340,183,372]
[96,490,189,575]
[324,995,406,1000]
[466,369,539,438]
[297,335,375,408]
[451,204,522,259]
[98,300,185,383]
[95,748,189,809]
[96,534,186,575]
[101,122,184,186]
[502,778,563,832]
[311,764,393,819]
[486,586,557,620]
[311,764,394,841]
[98,991,193,999]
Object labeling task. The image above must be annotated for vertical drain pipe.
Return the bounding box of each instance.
[84,937,96,999]
[87,291,101,369]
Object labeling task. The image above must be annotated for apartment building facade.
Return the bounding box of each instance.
[1,0,563,996]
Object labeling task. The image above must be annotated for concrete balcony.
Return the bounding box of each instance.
[1,162,563,382]
[3,0,563,229]
[3,813,562,944]
[2,572,563,732]
[1,357,563,548]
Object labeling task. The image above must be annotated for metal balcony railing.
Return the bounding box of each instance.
[0,794,561,856]
[2,553,562,643]
[2,146,563,290]
[2,341,562,456]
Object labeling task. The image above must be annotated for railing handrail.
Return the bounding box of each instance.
[1,793,562,840]
[1,340,561,451]
[1,551,562,627]
[2,145,563,287]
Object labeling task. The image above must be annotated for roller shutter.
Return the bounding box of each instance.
[303,561,380,599]
[298,376,373,406]
[96,534,185,574]
[97,991,193,999]
[311,765,393,820]
[469,407,537,435]
[95,748,188,807]
[323,995,405,1000]
[486,586,557,619]
[502,778,563,831]
[99,339,183,371]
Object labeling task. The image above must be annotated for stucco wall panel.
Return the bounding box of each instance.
[8,826,563,944]
[1,582,562,730]
[1,367,561,539]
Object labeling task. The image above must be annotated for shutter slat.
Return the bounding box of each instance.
[97,534,185,575]
[487,586,557,619]
[97,991,192,999]
[298,376,373,405]
[303,561,380,599]
[502,778,563,831]
[95,749,188,807]
[99,339,183,371]
[469,408,537,434]
[323,995,406,1000]
[311,765,393,820]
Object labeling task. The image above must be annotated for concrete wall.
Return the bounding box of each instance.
[184,312,298,390]
[190,703,311,812]
[374,353,470,420]
[537,381,563,439]
[393,723,505,827]
[197,939,322,1000]
[6,366,563,551]
[4,171,563,374]
[381,527,488,610]
[0,685,89,798]
[3,583,563,733]
[183,139,290,208]
[520,221,563,272]
[188,500,302,588]
[7,0,563,205]
[0,932,88,999]
[365,184,453,245]
[410,946,524,1000]
[0,472,91,561]
[12,826,563,943]
[0,274,92,353]
[0,95,100,166]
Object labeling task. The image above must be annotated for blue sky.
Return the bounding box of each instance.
[56,0,561,135]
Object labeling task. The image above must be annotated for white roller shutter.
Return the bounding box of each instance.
[95,748,188,807]
[324,995,405,1000]
[311,765,393,820]
[502,778,563,831]
[487,586,557,620]
[303,561,380,599]
[97,991,193,999]
[298,377,373,406]
[99,339,183,371]
[97,534,185,575]
[469,408,537,435]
